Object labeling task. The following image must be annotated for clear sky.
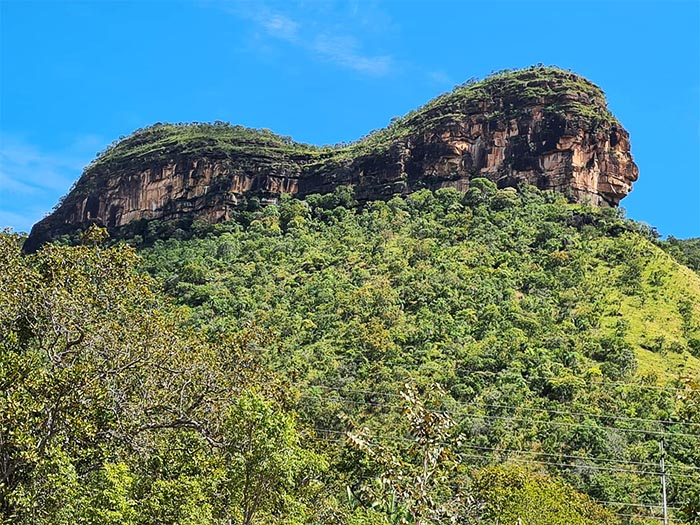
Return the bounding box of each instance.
[1,0,698,238]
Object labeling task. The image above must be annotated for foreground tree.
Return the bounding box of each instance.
[1,228,165,519]
[214,393,323,524]
[473,465,618,525]
[0,229,316,523]
[346,383,479,525]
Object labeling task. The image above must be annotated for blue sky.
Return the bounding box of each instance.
[1,0,698,238]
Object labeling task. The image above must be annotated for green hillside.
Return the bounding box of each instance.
[594,237,700,379]
[139,181,700,381]
[3,182,700,524]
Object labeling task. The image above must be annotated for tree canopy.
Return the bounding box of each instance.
[3,182,700,524]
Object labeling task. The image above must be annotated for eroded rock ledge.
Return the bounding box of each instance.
[24,66,638,252]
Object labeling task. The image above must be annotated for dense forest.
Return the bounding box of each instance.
[3,181,700,524]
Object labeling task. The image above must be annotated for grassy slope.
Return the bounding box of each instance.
[615,243,700,378]
[589,233,700,379]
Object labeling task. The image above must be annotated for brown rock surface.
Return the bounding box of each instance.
[24,66,638,252]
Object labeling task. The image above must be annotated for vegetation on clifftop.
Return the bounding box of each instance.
[85,66,618,174]
[89,122,324,168]
[345,65,617,159]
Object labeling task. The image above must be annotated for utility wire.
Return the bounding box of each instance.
[611,513,665,521]
[308,436,685,518]
[304,391,700,439]
[311,429,700,481]
[322,429,658,468]
[597,501,680,510]
[307,384,700,429]
[517,497,681,513]
[309,378,699,394]
[458,412,699,440]
[461,444,657,468]
[461,443,700,474]
[596,380,695,393]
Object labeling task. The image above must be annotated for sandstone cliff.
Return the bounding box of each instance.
[24,66,638,252]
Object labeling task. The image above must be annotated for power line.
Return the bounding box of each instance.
[314,428,697,480]
[612,513,665,521]
[460,444,658,468]
[597,501,680,511]
[460,443,700,474]
[458,412,699,440]
[312,430,700,472]
[311,429,700,481]
[307,384,700,429]
[476,402,700,429]
[309,378,698,395]
[304,391,700,439]
[458,452,661,476]
[596,380,694,393]
[308,437,685,521]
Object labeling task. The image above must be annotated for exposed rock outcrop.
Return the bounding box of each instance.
[24,66,638,252]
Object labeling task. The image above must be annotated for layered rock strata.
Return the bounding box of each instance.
[24,67,638,251]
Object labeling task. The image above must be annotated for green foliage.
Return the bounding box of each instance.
[678,376,700,423]
[347,384,478,525]
[473,465,618,525]
[137,184,700,523]
[90,121,324,169]
[5,181,700,523]
[0,232,166,522]
[78,463,137,525]
[216,392,324,525]
[660,237,700,273]
[0,233,320,525]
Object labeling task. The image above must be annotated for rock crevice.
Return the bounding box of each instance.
[24,67,638,251]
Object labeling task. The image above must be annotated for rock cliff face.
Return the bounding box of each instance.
[24,66,638,252]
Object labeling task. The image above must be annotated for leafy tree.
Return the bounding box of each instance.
[473,465,618,525]
[347,384,479,525]
[0,229,173,520]
[0,230,310,524]
[214,392,324,525]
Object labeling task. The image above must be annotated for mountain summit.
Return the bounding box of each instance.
[24,66,638,252]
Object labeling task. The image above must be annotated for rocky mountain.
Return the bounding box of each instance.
[24,66,638,252]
